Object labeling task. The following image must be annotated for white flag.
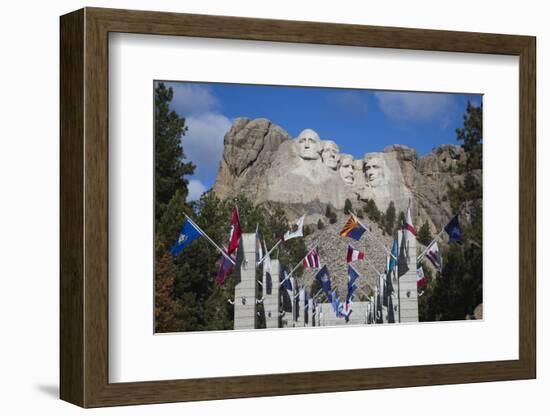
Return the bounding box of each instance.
[404,207,417,241]
[283,215,305,241]
[262,239,271,273]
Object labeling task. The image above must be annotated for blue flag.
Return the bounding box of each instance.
[281,269,293,291]
[170,218,203,256]
[389,238,398,271]
[347,265,359,287]
[315,265,332,295]
[346,283,357,305]
[331,290,341,317]
[444,215,462,244]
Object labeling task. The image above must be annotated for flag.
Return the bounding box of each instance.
[387,295,395,323]
[346,245,365,262]
[281,269,293,291]
[347,264,360,287]
[283,215,305,241]
[295,287,300,320]
[388,238,398,271]
[426,242,442,271]
[303,247,321,268]
[315,265,332,295]
[170,218,203,256]
[304,287,309,325]
[381,272,389,307]
[262,239,271,273]
[386,265,394,294]
[255,224,263,264]
[404,206,417,240]
[346,283,357,306]
[417,266,427,288]
[397,231,409,277]
[367,301,373,324]
[342,303,353,322]
[227,207,242,255]
[376,291,383,323]
[331,291,341,317]
[216,250,236,285]
[444,215,462,244]
[339,214,367,240]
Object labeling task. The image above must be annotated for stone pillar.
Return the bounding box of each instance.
[262,259,280,329]
[397,230,419,323]
[234,233,257,330]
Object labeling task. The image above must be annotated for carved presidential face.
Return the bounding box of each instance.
[339,154,355,184]
[321,141,340,170]
[364,154,387,187]
[296,129,321,160]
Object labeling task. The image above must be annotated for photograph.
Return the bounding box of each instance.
[154,81,483,333]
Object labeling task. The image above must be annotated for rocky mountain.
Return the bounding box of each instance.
[211,118,474,292]
[213,117,470,231]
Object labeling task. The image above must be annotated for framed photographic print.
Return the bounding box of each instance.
[60,7,536,408]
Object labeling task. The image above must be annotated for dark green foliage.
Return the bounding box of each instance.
[364,199,381,223]
[325,204,337,224]
[317,219,325,230]
[154,82,195,222]
[456,101,483,170]
[384,201,396,234]
[447,173,482,213]
[356,209,364,219]
[417,221,432,246]
[344,198,353,215]
[419,243,482,321]
[156,192,307,332]
[420,100,483,322]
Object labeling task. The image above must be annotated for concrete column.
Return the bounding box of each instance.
[234,233,257,330]
[262,259,280,329]
[397,230,419,323]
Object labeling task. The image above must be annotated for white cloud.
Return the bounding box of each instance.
[182,112,232,183]
[187,179,208,201]
[169,83,220,116]
[375,91,456,122]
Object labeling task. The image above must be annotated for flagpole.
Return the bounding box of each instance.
[289,246,317,276]
[184,214,236,265]
[256,238,282,266]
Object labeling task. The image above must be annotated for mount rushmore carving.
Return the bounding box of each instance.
[212,117,469,231]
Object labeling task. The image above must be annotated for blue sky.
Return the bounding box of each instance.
[162,81,481,200]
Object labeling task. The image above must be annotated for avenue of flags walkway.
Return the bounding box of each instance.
[169,205,462,323]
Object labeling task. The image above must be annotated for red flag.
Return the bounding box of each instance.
[227,207,242,255]
[404,207,417,240]
[303,247,320,268]
[416,266,427,288]
[216,251,236,285]
[346,245,365,263]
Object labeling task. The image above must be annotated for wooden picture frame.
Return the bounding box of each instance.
[60,7,536,408]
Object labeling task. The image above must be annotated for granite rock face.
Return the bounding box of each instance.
[213,118,468,233]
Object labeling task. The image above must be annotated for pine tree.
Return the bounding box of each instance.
[456,100,483,170]
[317,219,325,230]
[384,201,396,234]
[155,82,195,222]
[420,101,483,322]
[344,198,353,215]
[417,221,432,246]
